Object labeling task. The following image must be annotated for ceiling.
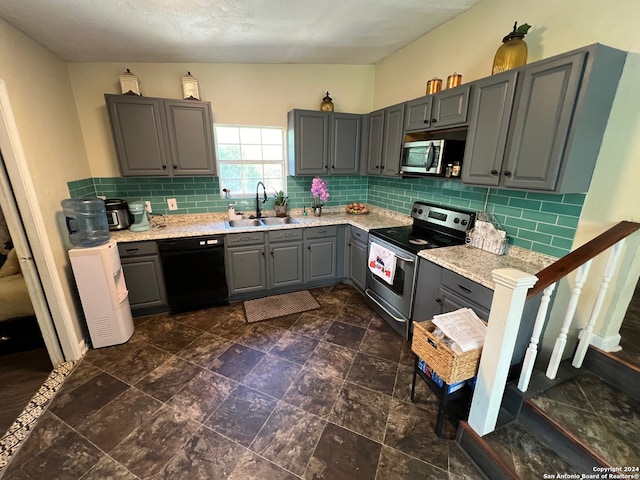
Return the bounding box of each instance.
[0,0,481,64]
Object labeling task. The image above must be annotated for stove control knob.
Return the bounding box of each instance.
[413,207,418,213]
[461,219,468,226]
[418,209,423,214]
[453,218,460,224]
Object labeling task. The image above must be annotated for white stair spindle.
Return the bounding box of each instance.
[572,240,625,368]
[518,282,557,392]
[546,260,592,379]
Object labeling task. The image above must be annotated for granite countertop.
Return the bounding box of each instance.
[109,206,412,243]
[418,245,558,290]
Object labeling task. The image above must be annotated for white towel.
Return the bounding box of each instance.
[368,242,397,285]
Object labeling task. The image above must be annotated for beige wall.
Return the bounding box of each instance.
[374,0,640,349]
[67,63,375,178]
[0,17,92,356]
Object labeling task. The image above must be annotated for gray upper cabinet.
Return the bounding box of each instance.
[461,43,626,193]
[163,100,217,176]
[366,110,385,175]
[367,104,405,177]
[287,110,362,176]
[461,71,518,187]
[105,94,216,177]
[404,85,471,132]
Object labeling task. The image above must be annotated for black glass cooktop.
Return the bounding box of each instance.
[369,225,464,255]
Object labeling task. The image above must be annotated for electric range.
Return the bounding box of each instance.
[365,201,475,340]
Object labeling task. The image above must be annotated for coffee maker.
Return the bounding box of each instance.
[128,201,150,231]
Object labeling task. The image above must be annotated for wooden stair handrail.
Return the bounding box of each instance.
[527,221,640,299]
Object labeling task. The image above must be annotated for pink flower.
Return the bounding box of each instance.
[311,177,329,207]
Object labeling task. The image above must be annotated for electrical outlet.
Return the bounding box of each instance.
[144,200,152,213]
[167,198,178,211]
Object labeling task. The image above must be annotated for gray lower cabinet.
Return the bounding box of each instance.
[225,232,267,296]
[462,43,626,193]
[268,229,303,289]
[118,241,168,316]
[225,232,267,297]
[347,225,368,291]
[305,226,338,283]
[412,258,493,323]
[287,110,362,176]
[105,94,216,177]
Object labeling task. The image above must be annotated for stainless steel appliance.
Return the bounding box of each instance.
[365,201,475,340]
[158,235,229,312]
[104,198,132,231]
[400,139,465,176]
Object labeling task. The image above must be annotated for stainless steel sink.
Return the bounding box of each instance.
[260,216,297,225]
[225,219,262,228]
[225,217,298,228]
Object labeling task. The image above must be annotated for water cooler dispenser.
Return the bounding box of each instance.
[69,240,134,348]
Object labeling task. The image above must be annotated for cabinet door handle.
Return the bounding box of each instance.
[308,246,311,250]
[435,298,441,303]
[431,118,437,123]
[261,252,265,256]
[375,165,380,169]
[162,165,167,170]
[458,284,472,294]
[125,248,139,254]
[173,165,178,169]
[491,169,499,175]
[504,171,512,177]
[331,165,335,169]
[423,119,429,124]
[348,243,351,247]
[380,165,385,170]
[270,251,274,255]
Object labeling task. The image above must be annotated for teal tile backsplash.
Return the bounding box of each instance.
[68,175,584,257]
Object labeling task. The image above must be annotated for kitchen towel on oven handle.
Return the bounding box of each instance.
[368,241,397,285]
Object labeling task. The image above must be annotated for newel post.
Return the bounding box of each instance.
[468,268,538,436]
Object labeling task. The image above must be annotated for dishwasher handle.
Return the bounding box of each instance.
[158,235,225,253]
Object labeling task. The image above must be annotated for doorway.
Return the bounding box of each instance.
[0,157,54,434]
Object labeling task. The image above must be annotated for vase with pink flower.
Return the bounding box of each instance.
[311,177,329,217]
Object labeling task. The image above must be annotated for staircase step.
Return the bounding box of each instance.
[457,419,577,479]
[527,372,640,469]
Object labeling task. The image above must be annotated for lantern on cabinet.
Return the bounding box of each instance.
[320,92,334,112]
[119,69,140,96]
[182,72,200,100]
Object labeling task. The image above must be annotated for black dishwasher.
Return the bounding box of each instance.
[158,235,229,312]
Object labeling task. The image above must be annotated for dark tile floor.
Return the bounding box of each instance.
[1,284,483,480]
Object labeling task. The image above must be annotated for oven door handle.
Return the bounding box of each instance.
[365,288,408,324]
[396,255,415,264]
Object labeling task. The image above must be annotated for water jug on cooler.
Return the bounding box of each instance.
[61,198,110,247]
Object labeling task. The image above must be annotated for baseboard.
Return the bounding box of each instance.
[455,421,517,480]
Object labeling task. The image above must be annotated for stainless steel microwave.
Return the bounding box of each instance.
[400,139,465,176]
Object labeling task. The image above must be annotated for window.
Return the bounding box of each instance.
[214,125,286,197]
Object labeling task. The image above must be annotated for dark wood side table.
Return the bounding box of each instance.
[410,356,472,437]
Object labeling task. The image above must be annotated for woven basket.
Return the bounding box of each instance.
[411,320,482,384]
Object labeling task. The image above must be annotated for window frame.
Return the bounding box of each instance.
[214,124,287,199]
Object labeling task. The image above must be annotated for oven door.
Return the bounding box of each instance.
[364,236,418,340]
